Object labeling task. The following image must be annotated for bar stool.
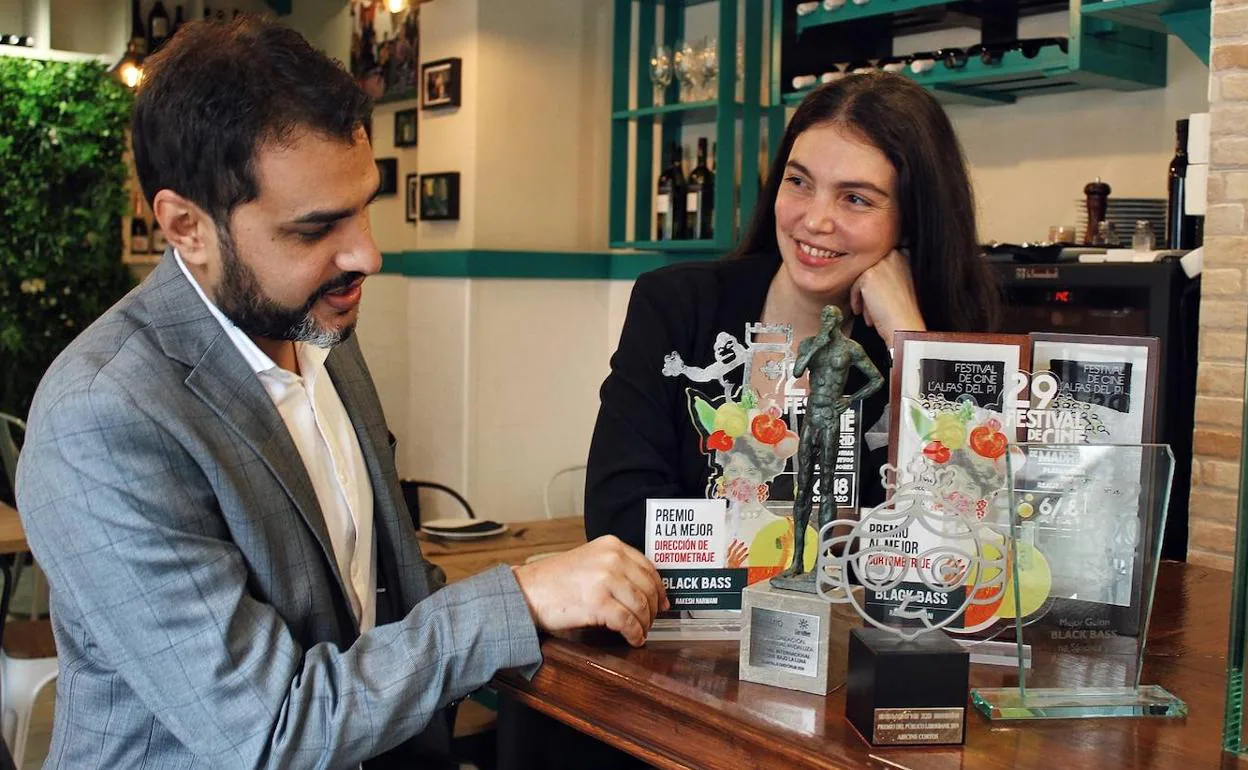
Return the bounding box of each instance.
[0,619,56,768]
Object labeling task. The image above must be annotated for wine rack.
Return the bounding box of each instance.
[780,0,1183,108]
[607,0,774,253]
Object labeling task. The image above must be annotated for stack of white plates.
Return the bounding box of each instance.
[1073,198,1166,246]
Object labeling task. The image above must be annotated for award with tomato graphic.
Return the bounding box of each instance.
[663,322,838,590]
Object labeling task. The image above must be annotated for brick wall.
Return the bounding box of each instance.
[1189,2,1248,570]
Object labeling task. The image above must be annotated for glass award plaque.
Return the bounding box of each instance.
[971,443,1186,720]
[1224,408,1248,753]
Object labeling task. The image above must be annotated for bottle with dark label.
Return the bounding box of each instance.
[150,220,167,253]
[1166,118,1203,250]
[148,2,170,53]
[131,217,150,254]
[130,0,147,54]
[656,141,687,241]
[685,137,715,241]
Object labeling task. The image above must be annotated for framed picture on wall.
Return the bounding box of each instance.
[376,158,398,196]
[419,172,460,221]
[406,174,419,223]
[421,58,462,109]
[350,0,420,104]
[394,108,418,147]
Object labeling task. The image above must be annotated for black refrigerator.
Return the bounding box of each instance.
[992,260,1201,561]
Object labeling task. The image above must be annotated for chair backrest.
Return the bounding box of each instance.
[0,414,23,506]
[399,480,476,529]
[543,465,587,520]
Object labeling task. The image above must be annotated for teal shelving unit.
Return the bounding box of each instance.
[784,0,1171,107]
[608,0,768,254]
[1082,0,1210,65]
[796,0,966,33]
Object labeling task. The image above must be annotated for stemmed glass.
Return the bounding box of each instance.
[649,44,673,106]
[674,39,699,102]
[700,36,719,102]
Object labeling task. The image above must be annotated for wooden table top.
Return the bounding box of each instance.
[496,561,1248,770]
[419,516,586,584]
[0,501,28,556]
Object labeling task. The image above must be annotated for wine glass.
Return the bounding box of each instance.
[700,36,719,101]
[674,39,699,102]
[650,44,673,106]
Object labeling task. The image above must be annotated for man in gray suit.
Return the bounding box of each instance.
[15,17,666,769]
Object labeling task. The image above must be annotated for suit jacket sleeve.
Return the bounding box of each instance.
[16,376,541,769]
[585,272,690,551]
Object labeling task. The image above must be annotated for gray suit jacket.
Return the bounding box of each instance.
[15,253,541,769]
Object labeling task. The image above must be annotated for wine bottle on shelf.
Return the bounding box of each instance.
[1166,118,1203,251]
[656,142,687,241]
[130,0,147,54]
[131,217,150,254]
[150,220,168,254]
[148,1,171,54]
[686,137,715,241]
[172,5,185,37]
[216,10,227,21]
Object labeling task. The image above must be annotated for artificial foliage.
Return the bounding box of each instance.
[0,57,135,418]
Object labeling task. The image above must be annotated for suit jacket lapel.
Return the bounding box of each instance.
[325,341,431,614]
[144,251,354,608]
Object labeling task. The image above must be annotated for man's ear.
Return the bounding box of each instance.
[152,189,214,267]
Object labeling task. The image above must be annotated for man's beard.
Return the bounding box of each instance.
[213,226,361,348]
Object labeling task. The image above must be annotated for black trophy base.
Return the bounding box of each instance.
[846,627,970,747]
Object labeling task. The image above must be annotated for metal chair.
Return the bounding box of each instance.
[400,480,477,530]
[542,465,586,520]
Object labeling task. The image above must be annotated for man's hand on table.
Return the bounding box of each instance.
[513,535,669,646]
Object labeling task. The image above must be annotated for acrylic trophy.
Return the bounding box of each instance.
[971,443,1186,720]
[808,460,1009,746]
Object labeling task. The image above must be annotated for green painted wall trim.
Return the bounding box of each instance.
[379,250,718,281]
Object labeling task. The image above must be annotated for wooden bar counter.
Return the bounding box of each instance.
[495,561,1248,770]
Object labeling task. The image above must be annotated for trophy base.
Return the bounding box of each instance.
[970,685,1188,720]
[739,581,863,695]
[769,571,817,594]
[846,628,970,746]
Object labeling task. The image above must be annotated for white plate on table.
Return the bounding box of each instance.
[421,518,509,540]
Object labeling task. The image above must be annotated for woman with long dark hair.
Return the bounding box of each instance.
[585,73,1001,550]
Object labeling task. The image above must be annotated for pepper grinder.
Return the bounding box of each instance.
[1084,177,1111,245]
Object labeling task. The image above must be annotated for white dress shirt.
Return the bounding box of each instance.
[175,251,376,632]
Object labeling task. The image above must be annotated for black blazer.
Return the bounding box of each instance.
[585,252,892,549]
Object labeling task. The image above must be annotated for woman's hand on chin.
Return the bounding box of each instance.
[849,248,926,348]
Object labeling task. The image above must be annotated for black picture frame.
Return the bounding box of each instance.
[376,158,398,196]
[394,108,418,147]
[419,172,460,221]
[406,174,420,223]
[421,57,462,109]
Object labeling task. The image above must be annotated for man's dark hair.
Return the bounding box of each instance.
[733,72,1001,333]
[132,16,372,224]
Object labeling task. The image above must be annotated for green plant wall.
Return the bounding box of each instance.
[0,58,135,418]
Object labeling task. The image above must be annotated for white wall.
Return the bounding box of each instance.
[0,1,24,37]
[474,0,613,251]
